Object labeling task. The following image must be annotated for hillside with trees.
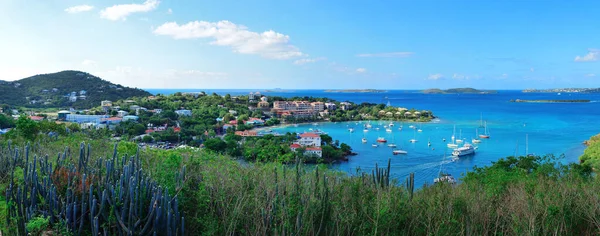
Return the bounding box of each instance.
[0,70,151,108]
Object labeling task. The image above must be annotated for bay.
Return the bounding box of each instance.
[147,89,600,187]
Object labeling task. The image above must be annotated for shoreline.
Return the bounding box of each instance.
[253,119,441,133]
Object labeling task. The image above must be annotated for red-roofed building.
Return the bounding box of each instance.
[235,130,258,137]
[173,127,181,133]
[28,116,44,121]
[298,132,321,147]
[290,143,302,151]
[229,120,238,125]
[145,129,155,134]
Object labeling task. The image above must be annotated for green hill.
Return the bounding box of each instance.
[0,70,151,108]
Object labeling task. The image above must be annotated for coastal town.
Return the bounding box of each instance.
[0,91,433,160]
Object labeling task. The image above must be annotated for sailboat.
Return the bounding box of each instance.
[456,129,463,144]
[362,138,367,143]
[447,125,458,148]
[348,128,354,133]
[409,128,418,143]
[434,150,456,184]
[526,134,534,157]
[388,133,397,148]
[472,128,481,143]
[386,127,392,132]
[479,121,490,139]
[417,123,423,132]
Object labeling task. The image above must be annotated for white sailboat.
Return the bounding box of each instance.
[386,128,392,132]
[456,129,463,144]
[472,128,482,143]
[362,138,367,143]
[434,150,456,184]
[388,133,397,148]
[417,123,423,132]
[409,128,418,143]
[447,125,458,148]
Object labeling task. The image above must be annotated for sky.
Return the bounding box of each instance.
[1,0,599,89]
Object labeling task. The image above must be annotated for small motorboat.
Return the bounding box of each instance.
[362,138,367,143]
[393,149,408,155]
[372,144,378,148]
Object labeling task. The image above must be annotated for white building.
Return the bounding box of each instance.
[325,102,337,110]
[304,147,323,157]
[69,95,77,102]
[175,110,192,116]
[117,110,129,117]
[298,133,321,147]
[340,102,352,111]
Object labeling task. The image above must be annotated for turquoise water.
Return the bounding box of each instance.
[147,89,600,187]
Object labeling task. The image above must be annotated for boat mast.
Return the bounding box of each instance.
[526,134,528,156]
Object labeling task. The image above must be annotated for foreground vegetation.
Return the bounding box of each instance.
[1,129,600,235]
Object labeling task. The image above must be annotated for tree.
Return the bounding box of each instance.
[204,138,227,152]
[320,134,333,146]
[67,123,81,132]
[340,143,352,154]
[0,114,15,129]
[15,115,39,140]
[142,135,153,143]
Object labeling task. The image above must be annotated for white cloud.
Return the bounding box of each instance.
[427,73,443,80]
[356,68,367,73]
[293,57,326,65]
[65,5,94,14]
[100,0,160,21]
[356,52,414,58]
[452,73,466,80]
[81,59,97,66]
[585,73,596,77]
[153,20,304,60]
[530,67,535,72]
[167,8,173,14]
[575,49,599,62]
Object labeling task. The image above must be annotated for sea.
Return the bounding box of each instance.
[147,89,600,187]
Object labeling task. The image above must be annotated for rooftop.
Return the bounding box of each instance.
[300,132,320,138]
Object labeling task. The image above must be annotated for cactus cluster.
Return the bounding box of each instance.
[3,142,186,235]
[372,159,391,188]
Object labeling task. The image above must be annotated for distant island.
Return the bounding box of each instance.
[0,70,151,109]
[510,99,591,103]
[523,88,600,93]
[422,88,497,94]
[324,89,388,93]
[263,89,295,93]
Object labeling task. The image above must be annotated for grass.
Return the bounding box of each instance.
[1,135,600,235]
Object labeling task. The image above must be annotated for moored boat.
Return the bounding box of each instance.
[393,149,408,155]
[452,143,475,157]
[376,137,387,143]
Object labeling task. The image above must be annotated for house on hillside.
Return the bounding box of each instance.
[244,118,265,126]
[298,132,322,147]
[117,110,129,117]
[175,110,192,116]
[290,133,323,158]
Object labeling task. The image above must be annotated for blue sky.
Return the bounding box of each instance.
[1,0,599,89]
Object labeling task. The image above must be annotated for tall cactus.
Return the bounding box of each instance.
[406,172,415,201]
[3,142,187,235]
[372,158,391,188]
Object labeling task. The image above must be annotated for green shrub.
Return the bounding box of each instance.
[26,216,49,235]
